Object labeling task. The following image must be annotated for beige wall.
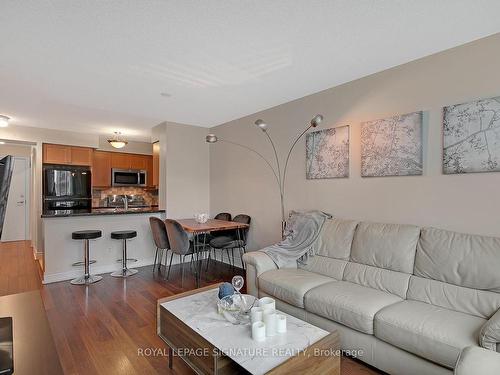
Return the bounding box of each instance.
[210,33,500,250]
[153,122,210,218]
[0,143,32,157]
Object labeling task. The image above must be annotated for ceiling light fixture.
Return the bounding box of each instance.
[107,132,128,149]
[0,115,10,128]
[0,141,5,145]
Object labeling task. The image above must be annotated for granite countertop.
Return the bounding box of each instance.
[41,207,165,218]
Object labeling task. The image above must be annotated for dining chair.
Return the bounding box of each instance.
[209,214,251,269]
[164,219,195,282]
[205,212,232,262]
[149,217,170,273]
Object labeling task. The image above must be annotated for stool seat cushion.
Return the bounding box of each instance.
[72,230,102,240]
[111,230,137,239]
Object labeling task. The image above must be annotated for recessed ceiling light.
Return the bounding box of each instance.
[0,115,10,128]
[0,141,5,145]
[160,92,171,98]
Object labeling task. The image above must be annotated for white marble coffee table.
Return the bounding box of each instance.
[157,285,340,375]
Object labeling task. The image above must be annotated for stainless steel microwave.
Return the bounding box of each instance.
[112,169,147,187]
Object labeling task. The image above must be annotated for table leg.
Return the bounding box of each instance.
[193,233,200,288]
[236,227,243,268]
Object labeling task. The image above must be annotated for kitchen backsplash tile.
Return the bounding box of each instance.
[92,187,158,207]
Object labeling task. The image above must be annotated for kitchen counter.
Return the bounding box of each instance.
[41,208,166,283]
[41,206,165,218]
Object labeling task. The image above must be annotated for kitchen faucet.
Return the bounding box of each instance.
[122,196,128,210]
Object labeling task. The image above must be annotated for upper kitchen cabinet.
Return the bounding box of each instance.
[111,152,131,169]
[130,154,148,170]
[92,151,112,187]
[110,153,150,170]
[152,142,159,188]
[43,144,92,166]
[70,147,93,166]
[146,156,153,187]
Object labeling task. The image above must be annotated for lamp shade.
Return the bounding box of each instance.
[310,114,323,127]
[206,134,218,143]
[107,132,128,149]
[108,140,127,149]
[254,119,268,131]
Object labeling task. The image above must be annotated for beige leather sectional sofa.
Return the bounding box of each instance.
[243,219,500,374]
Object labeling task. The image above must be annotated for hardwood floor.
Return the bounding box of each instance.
[0,240,41,295]
[0,241,381,375]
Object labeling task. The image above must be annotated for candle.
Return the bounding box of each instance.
[276,314,287,333]
[259,297,276,311]
[252,321,266,341]
[251,306,264,324]
[263,309,277,337]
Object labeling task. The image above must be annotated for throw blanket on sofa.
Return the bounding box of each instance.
[261,210,331,268]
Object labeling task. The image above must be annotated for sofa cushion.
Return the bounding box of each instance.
[258,269,333,308]
[313,218,358,260]
[374,300,485,369]
[407,275,500,319]
[415,227,500,292]
[343,261,410,299]
[298,256,348,280]
[298,218,357,279]
[304,281,402,334]
[351,221,420,273]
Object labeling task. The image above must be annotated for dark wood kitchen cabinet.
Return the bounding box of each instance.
[152,141,159,188]
[70,146,93,166]
[92,151,154,188]
[130,154,148,170]
[92,151,112,187]
[110,152,131,169]
[43,144,92,166]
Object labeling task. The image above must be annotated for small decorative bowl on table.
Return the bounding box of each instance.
[217,293,258,325]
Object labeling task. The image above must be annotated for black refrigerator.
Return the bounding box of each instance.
[43,164,92,213]
[0,156,14,239]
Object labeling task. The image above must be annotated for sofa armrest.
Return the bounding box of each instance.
[455,346,500,375]
[242,251,277,297]
[480,308,500,351]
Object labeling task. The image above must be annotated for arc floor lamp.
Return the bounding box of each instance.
[206,114,324,238]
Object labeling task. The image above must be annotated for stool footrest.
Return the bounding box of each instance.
[111,268,138,278]
[72,260,96,267]
[117,258,138,263]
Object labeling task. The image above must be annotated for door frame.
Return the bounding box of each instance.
[0,155,31,241]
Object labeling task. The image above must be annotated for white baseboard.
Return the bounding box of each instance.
[32,245,43,260]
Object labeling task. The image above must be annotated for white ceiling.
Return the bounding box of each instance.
[1,1,500,141]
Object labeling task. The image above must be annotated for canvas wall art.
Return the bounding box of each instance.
[443,96,500,174]
[361,111,423,177]
[306,125,349,179]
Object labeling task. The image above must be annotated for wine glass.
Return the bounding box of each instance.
[232,275,244,294]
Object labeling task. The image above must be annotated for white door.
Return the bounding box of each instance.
[1,157,30,242]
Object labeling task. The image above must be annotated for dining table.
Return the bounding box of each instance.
[176,218,250,287]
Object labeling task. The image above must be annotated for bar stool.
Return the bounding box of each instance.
[110,230,138,277]
[71,230,102,285]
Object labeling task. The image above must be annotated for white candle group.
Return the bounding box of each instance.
[276,314,287,333]
[250,297,287,341]
[259,296,276,311]
[251,321,266,341]
[250,306,264,324]
[263,309,277,336]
